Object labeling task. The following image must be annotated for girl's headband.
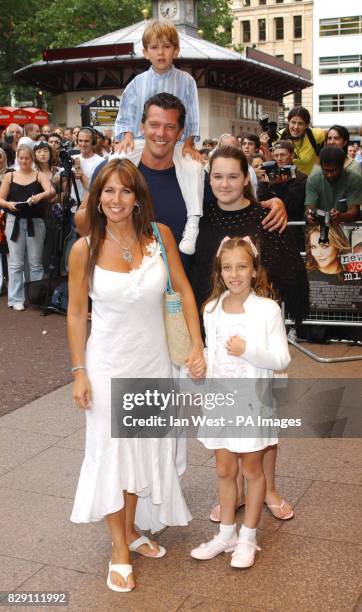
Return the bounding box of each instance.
[216,235,259,258]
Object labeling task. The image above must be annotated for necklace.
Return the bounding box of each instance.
[106,226,136,263]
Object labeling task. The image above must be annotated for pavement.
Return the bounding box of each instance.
[0,301,362,611]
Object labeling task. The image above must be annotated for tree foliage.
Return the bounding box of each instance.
[197,0,234,47]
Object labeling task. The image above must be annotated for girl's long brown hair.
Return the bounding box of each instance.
[209,145,257,205]
[203,237,276,312]
[87,159,154,279]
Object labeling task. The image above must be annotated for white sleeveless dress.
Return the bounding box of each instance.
[71,240,192,532]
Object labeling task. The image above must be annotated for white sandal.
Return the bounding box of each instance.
[230,540,261,569]
[191,534,238,560]
[107,562,134,592]
[129,535,166,558]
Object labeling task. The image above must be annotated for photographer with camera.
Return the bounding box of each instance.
[305,146,361,227]
[257,141,307,250]
[278,107,325,176]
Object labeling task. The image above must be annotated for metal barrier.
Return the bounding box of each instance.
[284,220,362,363]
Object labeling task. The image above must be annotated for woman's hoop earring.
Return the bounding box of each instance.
[133,202,141,215]
[98,203,104,215]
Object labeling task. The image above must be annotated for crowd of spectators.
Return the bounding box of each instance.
[0,105,361,312]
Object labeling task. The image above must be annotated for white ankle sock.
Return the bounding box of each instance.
[219,523,236,540]
[239,524,256,543]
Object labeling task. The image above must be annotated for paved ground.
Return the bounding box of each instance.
[0,302,361,611]
[0,296,71,417]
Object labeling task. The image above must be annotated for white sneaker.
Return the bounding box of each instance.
[12,303,25,311]
[230,539,261,568]
[179,216,200,256]
[190,534,238,560]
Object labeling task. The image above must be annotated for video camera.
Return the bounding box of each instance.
[261,160,296,183]
[308,198,347,244]
[58,146,80,175]
[258,114,279,146]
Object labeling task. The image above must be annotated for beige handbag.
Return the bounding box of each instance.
[152,223,192,366]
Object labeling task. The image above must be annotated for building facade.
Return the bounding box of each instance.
[231,0,313,121]
[312,1,362,137]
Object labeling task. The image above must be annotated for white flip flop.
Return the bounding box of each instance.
[107,562,134,592]
[129,535,166,558]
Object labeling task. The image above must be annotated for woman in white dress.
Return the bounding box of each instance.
[67,158,205,593]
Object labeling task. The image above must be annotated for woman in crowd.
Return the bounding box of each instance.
[277,106,325,176]
[191,145,308,523]
[326,125,362,175]
[0,144,54,310]
[306,225,350,279]
[34,141,60,181]
[0,147,9,294]
[68,158,205,593]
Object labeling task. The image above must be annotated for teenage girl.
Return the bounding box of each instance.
[191,236,291,568]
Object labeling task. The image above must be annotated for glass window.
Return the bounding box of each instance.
[320,18,339,36]
[340,16,360,35]
[319,55,361,75]
[242,0,250,6]
[294,91,302,106]
[320,16,362,36]
[294,53,302,67]
[258,18,266,41]
[242,20,251,43]
[275,0,283,3]
[259,0,266,4]
[275,17,284,40]
[319,94,361,112]
[294,15,302,38]
[276,54,284,60]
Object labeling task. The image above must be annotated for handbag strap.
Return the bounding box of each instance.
[151,222,173,294]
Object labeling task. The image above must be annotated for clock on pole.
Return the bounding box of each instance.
[153,0,198,35]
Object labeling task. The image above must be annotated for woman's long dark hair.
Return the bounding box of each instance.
[87,159,155,279]
[33,142,52,171]
[326,125,349,155]
[209,145,257,205]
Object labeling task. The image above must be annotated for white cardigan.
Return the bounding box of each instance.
[203,291,291,379]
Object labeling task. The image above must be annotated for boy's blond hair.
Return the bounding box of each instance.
[142,20,180,50]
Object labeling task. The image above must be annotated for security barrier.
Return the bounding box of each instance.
[284,220,362,363]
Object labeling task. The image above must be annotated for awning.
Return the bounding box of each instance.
[0,106,49,126]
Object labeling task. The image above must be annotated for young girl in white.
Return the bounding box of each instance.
[191,236,291,568]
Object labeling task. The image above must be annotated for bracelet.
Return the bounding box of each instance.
[71,365,86,373]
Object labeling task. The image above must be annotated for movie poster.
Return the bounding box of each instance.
[305,223,362,312]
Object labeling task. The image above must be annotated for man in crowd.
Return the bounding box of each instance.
[71,128,104,203]
[63,127,73,143]
[48,132,63,165]
[241,132,260,161]
[257,140,307,249]
[24,123,41,144]
[41,124,52,137]
[305,146,361,224]
[5,123,23,154]
[75,94,286,261]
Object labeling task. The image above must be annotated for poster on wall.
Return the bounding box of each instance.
[305,222,362,312]
[81,95,120,127]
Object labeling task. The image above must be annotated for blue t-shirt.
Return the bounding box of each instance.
[137,162,187,245]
